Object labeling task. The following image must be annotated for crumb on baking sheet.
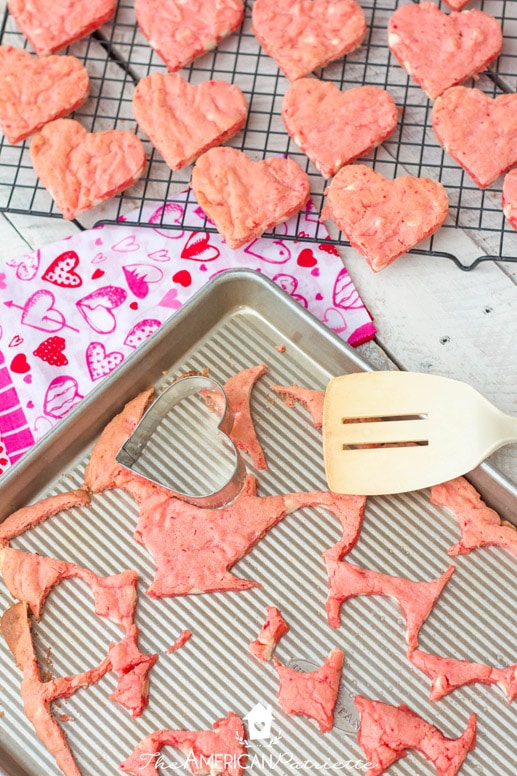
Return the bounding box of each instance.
[275,344,286,353]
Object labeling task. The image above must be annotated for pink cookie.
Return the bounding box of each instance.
[252,0,366,82]
[433,86,517,189]
[0,47,89,145]
[502,169,517,231]
[8,0,117,56]
[282,78,398,178]
[30,119,147,220]
[135,0,244,72]
[133,73,247,170]
[322,164,449,271]
[388,2,502,100]
[191,147,310,249]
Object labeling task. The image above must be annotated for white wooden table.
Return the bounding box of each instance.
[0,0,515,487]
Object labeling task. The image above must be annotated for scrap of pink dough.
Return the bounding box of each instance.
[431,476,517,558]
[83,387,155,492]
[249,606,289,661]
[0,547,157,716]
[0,545,138,626]
[273,649,344,733]
[107,627,159,717]
[120,711,247,776]
[324,554,455,650]
[1,602,111,776]
[122,473,366,597]
[167,629,192,654]
[355,695,477,776]
[271,384,325,428]
[0,489,90,543]
[223,363,268,469]
[409,649,517,702]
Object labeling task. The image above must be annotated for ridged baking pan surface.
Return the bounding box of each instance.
[0,271,516,775]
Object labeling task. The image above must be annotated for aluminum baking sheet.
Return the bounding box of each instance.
[0,269,516,776]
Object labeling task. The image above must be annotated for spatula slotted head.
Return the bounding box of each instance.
[323,371,512,495]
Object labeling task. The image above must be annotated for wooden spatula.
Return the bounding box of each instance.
[323,371,517,495]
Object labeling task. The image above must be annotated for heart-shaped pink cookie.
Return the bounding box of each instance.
[282,79,398,178]
[0,47,89,145]
[322,165,449,271]
[30,119,147,220]
[191,147,310,249]
[433,87,517,189]
[135,0,244,72]
[252,0,366,82]
[502,169,517,231]
[133,73,247,170]
[388,3,502,100]
[8,0,117,56]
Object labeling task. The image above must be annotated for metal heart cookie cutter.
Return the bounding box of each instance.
[115,375,247,508]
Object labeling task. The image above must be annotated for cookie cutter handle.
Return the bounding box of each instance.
[116,376,247,508]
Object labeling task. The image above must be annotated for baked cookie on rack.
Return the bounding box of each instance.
[252,0,366,81]
[0,46,89,145]
[282,78,398,178]
[135,0,244,72]
[30,119,147,220]
[191,147,310,250]
[432,86,517,189]
[7,0,117,56]
[388,2,502,100]
[322,164,449,271]
[133,73,247,170]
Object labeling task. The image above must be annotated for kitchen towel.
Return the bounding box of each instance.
[0,191,375,475]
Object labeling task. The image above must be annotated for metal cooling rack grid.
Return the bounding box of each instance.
[1,0,517,269]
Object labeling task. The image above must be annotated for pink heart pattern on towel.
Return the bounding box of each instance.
[86,342,124,381]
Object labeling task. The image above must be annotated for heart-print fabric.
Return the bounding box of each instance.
[135,0,245,72]
[322,164,449,271]
[133,73,247,171]
[388,2,502,100]
[282,79,398,178]
[0,47,89,145]
[502,169,517,231]
[191,147,310,249]
[432,87,517,189]
[8,0,117,56]
[252,0,366,81]
[30,119,147,220]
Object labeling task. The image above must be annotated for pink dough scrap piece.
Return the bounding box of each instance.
[0,489,90,543]
[123,473,367,597]
[249,606,289,661]
[120,712,247,776]
[410,649,517,702]
[271,384,325,428]
[431,476,517,558]
[1,602,111,776]
[167,629,193,654]
[324,554,455,650]
[273,649,344,733]
[355,695,476,776]
[83,387,155,492]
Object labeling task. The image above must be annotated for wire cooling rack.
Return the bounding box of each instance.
[1,0,517,269]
